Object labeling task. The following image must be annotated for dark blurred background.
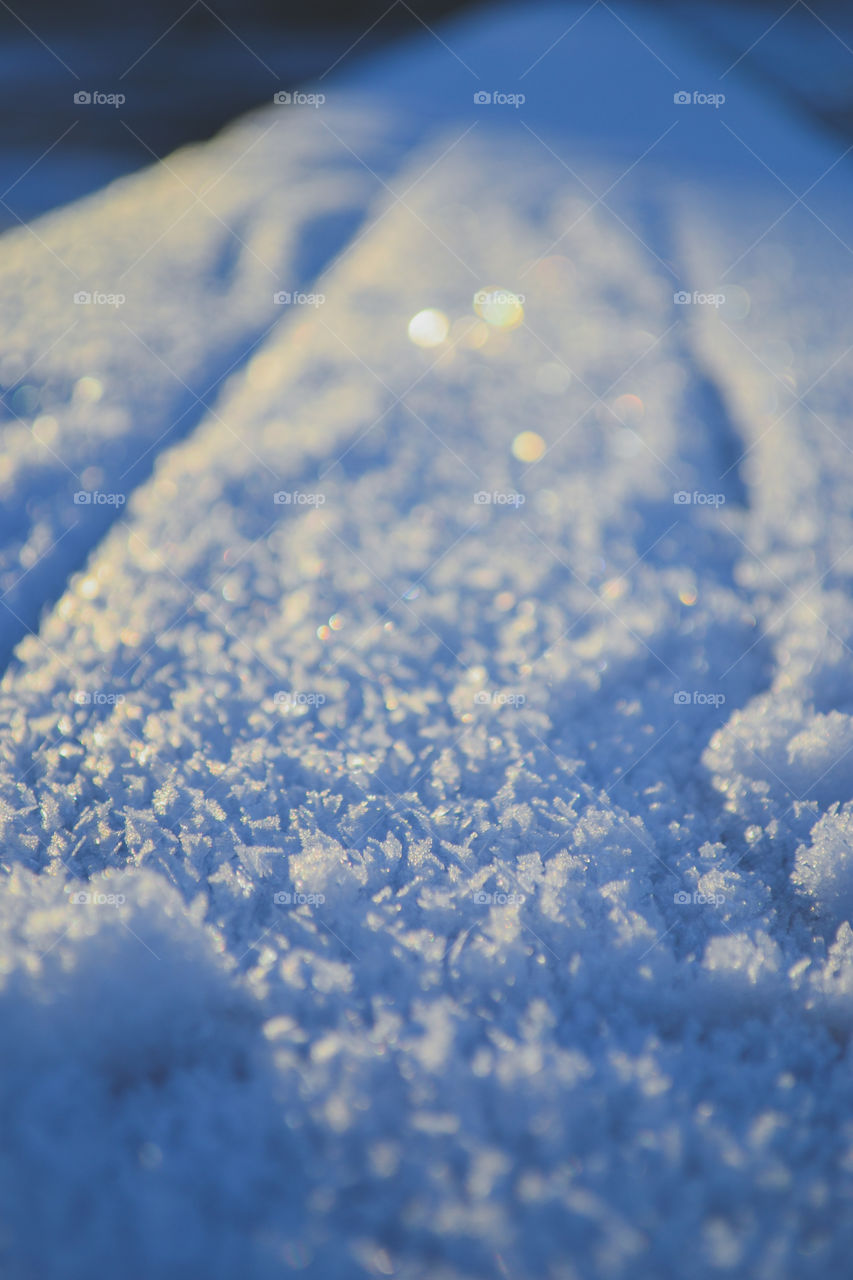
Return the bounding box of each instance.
[2,0,853,229]
[0,0,481,227]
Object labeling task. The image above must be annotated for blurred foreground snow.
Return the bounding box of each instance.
[2,4,853,1277]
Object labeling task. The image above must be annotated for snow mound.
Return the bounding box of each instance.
[3,2,853,1277]
[793,803,853,926]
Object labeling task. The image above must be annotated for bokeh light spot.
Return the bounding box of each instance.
[407,309,449,348]
[611,393,644,427]
[73,375,103,403]
[512,430,546,462]
[473,287,524,329]
[601,577,627,600]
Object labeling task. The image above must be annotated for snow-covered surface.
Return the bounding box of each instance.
[3,4,853,1276]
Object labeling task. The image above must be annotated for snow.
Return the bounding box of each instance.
[2,3,853,1277]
